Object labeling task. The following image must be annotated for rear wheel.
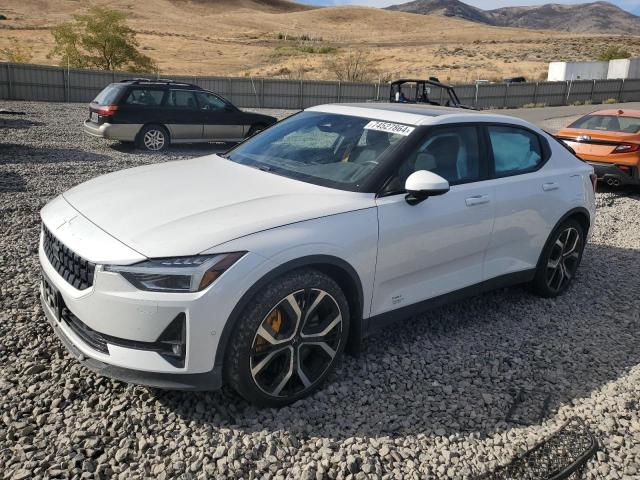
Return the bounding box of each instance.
[138,124,169,151]
[225,269,349,407]
[532,219,585,298]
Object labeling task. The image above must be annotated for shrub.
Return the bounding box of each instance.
[604,98,618,104]
[0,43,32,63]
[598,46,631,61]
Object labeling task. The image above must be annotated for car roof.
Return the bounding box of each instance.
[306,103,538,129]
[588,109,640,117]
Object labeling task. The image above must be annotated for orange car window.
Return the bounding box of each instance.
[569,115,640,134]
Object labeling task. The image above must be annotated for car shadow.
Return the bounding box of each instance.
[0,171,27,192]
[0,118,46,129]
[152,241,640,442]
[0,144,111,165]
[109,141,237,155]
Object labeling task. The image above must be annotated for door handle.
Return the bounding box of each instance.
[542,182,560,191]
[465,195,490,207]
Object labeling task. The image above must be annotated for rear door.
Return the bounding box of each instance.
[163,89,204,140]
[483,124,570,279]
[196,91,246,141]
[372,124,495,316]
[116,87,166,126]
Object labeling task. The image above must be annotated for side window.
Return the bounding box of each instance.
[166,90,198,109]
[386,125,482,193]
[488,126,542,175]
[123,89,164,106]
[195,92,228,111]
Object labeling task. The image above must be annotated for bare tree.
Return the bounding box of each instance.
[325,49,378,82]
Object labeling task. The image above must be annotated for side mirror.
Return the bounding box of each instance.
[404,170,450,205]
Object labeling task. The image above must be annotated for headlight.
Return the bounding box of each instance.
[104,252,246,292]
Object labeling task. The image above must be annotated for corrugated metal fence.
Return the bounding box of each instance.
[2,62,640,109]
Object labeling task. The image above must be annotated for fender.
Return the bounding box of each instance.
[535,206,591,269]
[214,254,365,369]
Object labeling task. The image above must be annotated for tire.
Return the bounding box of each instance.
[246,123,267,138]
[531,218,585,298]
[225,269,350,407]
[138,124,169,151]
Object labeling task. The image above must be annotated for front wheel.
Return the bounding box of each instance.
[225,269,349,407]
[138,124,169,151]
[532,219,585,298]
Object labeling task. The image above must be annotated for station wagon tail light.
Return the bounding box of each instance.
[589,173,597,192]
[104,252,246,292]
[94,105,118,116]
[612,143,639,154]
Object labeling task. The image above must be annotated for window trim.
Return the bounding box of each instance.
[482,123,551,180]
[163,88,201,110]
[376,123,491,197]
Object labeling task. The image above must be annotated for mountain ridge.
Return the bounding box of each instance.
[385,0,640,33]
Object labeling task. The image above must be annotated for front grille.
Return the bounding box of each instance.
[43,225,95,290]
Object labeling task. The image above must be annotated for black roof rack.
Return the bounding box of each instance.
[118,78,201,89]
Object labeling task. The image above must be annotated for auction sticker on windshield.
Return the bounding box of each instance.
[364,121,415,136]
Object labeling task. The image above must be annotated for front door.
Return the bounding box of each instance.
[196,91,246,141]
[372,125,495,316]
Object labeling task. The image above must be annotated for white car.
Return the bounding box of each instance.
[40,103,596,406]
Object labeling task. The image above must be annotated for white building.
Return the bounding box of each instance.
[548,58,640,81]
[547,61,609,81]
[608,58,640,79]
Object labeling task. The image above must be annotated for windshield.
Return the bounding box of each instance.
[226,111,413,190]
[569,115,640,134]
[93,84,124,106]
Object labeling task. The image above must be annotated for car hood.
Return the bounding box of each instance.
[62,155,375,259]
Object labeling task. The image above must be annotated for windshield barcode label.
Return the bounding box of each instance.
[364,121,415,136]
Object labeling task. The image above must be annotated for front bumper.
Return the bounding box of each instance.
[42,294,222,390]
[39,196,270,390]
[83,120,141,142]
[587,161,640,186]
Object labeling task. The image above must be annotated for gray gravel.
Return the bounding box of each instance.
[1,100,640,479]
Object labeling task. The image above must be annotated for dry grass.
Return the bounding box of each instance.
[1,0,640,83]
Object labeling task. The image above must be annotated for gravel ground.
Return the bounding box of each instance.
[1,101,640,480]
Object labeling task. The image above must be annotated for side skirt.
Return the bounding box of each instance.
[365,269,536,336]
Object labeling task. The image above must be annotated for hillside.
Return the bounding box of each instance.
[1,0,639,83]
[386,0,640,34]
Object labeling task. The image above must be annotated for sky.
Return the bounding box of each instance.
[296,0,640,15]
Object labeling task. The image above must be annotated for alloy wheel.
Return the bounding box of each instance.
[545,226,582,293]
[249,288,343,398]
[143,129,166,151]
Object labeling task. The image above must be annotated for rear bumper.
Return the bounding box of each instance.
[587,161,640,186]
[83,120,141,142]
[42,295,222,390]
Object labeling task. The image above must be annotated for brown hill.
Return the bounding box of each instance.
[1,1,639,83]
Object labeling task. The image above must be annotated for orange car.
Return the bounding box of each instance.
[555,109,640,187]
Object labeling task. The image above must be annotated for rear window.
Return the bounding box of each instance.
[569,115,640,134]
[488,126,542,175]
[92,84,124,106]
[123,89,165,106]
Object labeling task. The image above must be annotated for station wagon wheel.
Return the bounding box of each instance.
[138,124,169,151]
[225,269,349,407]
[532,219,585,298]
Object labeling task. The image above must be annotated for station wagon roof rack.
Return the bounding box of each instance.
[119,78,201,88]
